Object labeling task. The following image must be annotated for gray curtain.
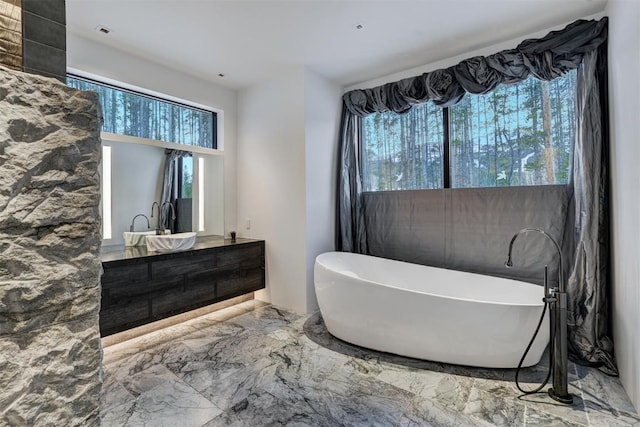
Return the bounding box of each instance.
[336,18,615,372]
[335,105,368,253]
[160,149,190,231]
[565,45,615,373]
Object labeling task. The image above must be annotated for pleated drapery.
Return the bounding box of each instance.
[336,17,616,373]
[342,18,608,115]
[160,149,190,232]
[565,45,615,373]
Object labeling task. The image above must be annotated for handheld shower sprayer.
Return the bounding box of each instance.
[505,227,573,405]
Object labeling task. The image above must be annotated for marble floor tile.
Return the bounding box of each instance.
[462,385,527,426]
[229,304,305,337]
[513,384,589,426]
[575,363,640,417]
[524,405,588,426]
[101,303,638,427]
[300,367,415,426]
[102,321,201,366]
[109,341,196,382]
[177,321,247,353]
[203,389,329,427]
[167,328,286,395]
[400,394,490,427]
[104,377,222,427]
[101,379,134,417]
[198,359,279,411]
[119,364,180,397]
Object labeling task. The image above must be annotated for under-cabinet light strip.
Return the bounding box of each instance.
[198,156,205,232]
[103,145,112,239]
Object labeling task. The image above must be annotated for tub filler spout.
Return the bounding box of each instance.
[505,227,573,405]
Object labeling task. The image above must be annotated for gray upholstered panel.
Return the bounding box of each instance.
[364,190,446,267]
[363,185,568,286]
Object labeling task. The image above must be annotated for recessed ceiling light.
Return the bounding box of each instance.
[355,24,363,30]
[95,25,112,35]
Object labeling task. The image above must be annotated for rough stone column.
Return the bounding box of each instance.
[0,66,103,425]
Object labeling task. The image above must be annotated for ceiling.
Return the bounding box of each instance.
[66,0,607,90]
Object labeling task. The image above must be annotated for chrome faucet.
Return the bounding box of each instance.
[159,201,176,234]
[129,214,150,232]
[505,227,573,405]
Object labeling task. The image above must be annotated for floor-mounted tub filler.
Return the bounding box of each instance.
[314,251,549,369]
[505,227,574,405]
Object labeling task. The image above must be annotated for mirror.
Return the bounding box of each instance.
[100,137,224,247]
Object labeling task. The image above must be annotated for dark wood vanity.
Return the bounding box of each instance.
[99,237,265,336]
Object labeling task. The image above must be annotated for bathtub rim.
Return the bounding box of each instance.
[315,251,546,308]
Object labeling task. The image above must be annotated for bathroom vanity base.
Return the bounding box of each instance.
[100,237,265,336]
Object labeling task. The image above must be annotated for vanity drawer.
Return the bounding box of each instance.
[152,283,217,318]
[186,266,234,288]
[100,299,150,335]
[217,243,263,267]
[217,268,264,298]
[150,252,215,277]
[102,263,149,287]
[108,275,184,304]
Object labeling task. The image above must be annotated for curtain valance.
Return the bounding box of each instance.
[343,18,608,115]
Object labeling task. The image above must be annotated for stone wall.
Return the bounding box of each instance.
[0,67,103,426]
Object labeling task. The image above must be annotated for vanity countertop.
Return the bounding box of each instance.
[100,236,263,263]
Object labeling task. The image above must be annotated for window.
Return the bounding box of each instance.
[362,102,444,191]
[67,75,216,149]
[176,155,193,199]
[361,71,576,191]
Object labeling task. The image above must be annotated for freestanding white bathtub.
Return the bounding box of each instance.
[314,252,549,368]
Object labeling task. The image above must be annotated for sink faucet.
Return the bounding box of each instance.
[129,214,150,232]
[150,201,160,231]
[505,227,573,405]
[159,201,176,234]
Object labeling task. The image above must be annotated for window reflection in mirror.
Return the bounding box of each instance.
[174,155,193,233]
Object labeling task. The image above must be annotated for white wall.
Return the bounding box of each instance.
[237,66,308,313]
[304,68,342,312]
[607,0,640,411]
[237,67,341,314]
[67,32,238,236]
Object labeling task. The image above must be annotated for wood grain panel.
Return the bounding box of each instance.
[151,252,215,278]
[102,263,149,287]
[100,241,265,336]
[0,0,22,70]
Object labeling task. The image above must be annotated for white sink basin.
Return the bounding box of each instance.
[146,232,197,253]
[123,230,157,247]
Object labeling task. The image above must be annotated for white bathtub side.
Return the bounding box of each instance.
[314,252,549,368]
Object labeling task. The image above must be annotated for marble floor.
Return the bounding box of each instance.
[101,301,639,426]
